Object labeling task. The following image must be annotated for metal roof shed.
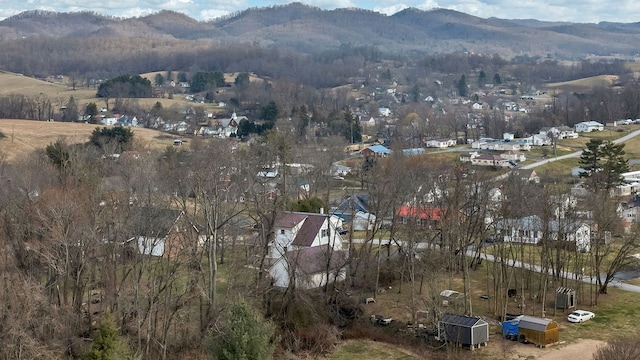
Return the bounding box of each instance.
[438,314,489,350]
[517,315,559,347]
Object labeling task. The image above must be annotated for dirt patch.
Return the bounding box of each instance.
[508,338,604,359]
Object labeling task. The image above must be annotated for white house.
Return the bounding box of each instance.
[496,215,591,252]
[470,154,510,167]
[500,151,526,162]
[523,134,552,146]
[378,107,391,117]
[352,211,376,231]
[362,116,377,128]
[269,212,347,290]
[575,121,604,133]
[541,126,578,139]
[425,138,456,148]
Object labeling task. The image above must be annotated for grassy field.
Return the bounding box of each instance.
[0,119,174,161]
[0,70,224,114]
[546,75,619,91]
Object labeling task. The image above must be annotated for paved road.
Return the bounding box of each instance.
[521,128,640,169]
[351,238,640,293]
[475,251,640,293]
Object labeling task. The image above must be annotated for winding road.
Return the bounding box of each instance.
[521,128,640,169]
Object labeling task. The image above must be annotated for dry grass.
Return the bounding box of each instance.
[0,70,96,101]
[0,70,225,114]
[327,339,422,360]
[0,119,173,161]
[546,75,619,91]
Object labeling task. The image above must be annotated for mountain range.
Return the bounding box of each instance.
[1,3,640,59]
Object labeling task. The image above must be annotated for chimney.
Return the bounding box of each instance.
[320,207,324,215]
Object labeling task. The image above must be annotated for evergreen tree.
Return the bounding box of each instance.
[493,73,502,85]
[261,100,279,123]
[45,140,70,173]
[208,300,278,360]
[579,139,629,190]
[478,70,487,86]
[411,84,421,103]
[154,73,164,87]
[90,126,135,152]
[456,75,468,97]
[85,102,98,118]
[62,96,79,122]
[83,311,134,360]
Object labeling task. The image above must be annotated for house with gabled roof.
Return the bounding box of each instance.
[495,215,591,251]
[361,144,390,157]
[512,169,540,183]
[269,211,346,289]
[125,207,200,259]
[575,121,604,133]
[396,205,445,229]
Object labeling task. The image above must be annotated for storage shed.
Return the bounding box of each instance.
[438,314,489,350]
[517,315,559,347]
[555,287,576,310]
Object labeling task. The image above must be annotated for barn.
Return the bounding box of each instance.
[517,315,559,347]
[437,314,489,350]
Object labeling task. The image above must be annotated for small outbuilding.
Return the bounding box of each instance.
[437,314,489,350]
[517,315,559,347]
[555,287,576,310]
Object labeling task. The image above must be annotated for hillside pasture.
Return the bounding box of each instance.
[546,75,619,91]
[0,70,96,101]
[0,119,171,161]
[0,70,224,114]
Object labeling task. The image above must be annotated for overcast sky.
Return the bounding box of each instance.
[1,0,638,24]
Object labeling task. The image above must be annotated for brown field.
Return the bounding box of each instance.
[546,75,618,91]
[0,70,96,101]
[0,70,224,114]
[0,119,173,161]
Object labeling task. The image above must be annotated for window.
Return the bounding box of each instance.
[402,217,408,224]
[416,218,422,226]
[280,229,285,235]
[321,229,328,237]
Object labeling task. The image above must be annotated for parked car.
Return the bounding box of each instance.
[370,314,393,326]
[567,310,595,323]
